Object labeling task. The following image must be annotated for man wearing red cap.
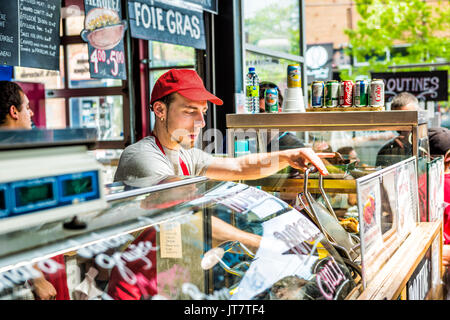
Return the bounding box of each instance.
[114,69,328,182]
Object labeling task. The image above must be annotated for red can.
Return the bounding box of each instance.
[339,80,354,107]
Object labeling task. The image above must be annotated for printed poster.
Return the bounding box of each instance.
[396,162,417,239]
[357,178,386,287]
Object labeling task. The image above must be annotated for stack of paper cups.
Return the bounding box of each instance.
[282,87,305,112]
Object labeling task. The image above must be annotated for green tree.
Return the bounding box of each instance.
[342,0,450,84]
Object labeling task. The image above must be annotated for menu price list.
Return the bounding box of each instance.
[0,0,60,70]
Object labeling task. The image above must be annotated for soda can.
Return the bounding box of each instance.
[324,80,339,107]
[339,80,354,107]
[264,88,279,113]
[287,64,301,88]
[369,79,385,107]
[354,80,369,107]
[311,81,324,107]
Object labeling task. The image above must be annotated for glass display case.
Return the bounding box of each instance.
[0,175,359,301]
[226,110,430,218]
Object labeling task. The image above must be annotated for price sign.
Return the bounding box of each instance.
[82,0,127,80]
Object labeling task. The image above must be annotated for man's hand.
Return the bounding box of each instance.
[32,276,57,300]
[281,148,329,176]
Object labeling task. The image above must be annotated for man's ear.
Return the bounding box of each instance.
[8,105,19,120]
[152,101,167,120]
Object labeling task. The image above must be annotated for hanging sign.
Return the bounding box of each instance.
[184,0,218,14]
[371,70,448,102]
[0,0,60,70]
[128,0,206,50]
[82,0,127,80]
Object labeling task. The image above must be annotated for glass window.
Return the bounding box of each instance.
[244,0,300,56]
[150,42,196,68]
[14,46,65,90]
[67,44,122,88]
[245,51,298,92]
[69,95,124,141]
[45,98,66,129]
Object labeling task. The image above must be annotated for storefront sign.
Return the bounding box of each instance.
[128,0,206,50]
[305,43,333,84]
[82,0,127,80]
[407,247,431,300]
[0,0,60,70]
[184,0,218,14]
[371,70,448,102]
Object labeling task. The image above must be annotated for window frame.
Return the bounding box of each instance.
[43,3,131,150]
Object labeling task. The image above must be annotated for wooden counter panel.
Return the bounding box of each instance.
[357,221,441,300]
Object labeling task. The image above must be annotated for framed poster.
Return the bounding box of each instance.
[396,159,418,239]
[427,157,444,222]
[357,177,387,288]
[82,0,127,79]
[356,157,419,288]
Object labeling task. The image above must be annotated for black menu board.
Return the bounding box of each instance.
[82,0,127,80]
[0,0,60,70]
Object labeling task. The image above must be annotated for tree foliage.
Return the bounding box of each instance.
[341,0,450,81]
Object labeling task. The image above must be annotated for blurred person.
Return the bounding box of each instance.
[428,127,450,268]
[376,92,421,167]
[336,146,360,165]
[114,69,328,183]
[0,81,34,130]
[258,81,305,152]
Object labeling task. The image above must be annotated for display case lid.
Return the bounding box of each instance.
[0,128,98,150]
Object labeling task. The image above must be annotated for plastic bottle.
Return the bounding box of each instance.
[245,67,260,114]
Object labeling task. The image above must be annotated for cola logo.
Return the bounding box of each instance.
[375,86,382,102]
[345,84,353,104]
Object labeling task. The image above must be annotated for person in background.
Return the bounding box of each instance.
[375,92,421,167]
[336,146,360,165]
[427,127,450,271]
[0,81,67,300]
[0,81,34,130]
[258,81,305,152]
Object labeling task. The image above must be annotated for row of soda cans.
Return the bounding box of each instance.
[311,79,385,108]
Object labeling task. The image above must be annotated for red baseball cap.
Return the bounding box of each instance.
[150,69,223,106]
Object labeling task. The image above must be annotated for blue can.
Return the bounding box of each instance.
[311,81,324,107]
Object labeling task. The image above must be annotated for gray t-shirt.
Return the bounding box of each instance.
[114,136,213,182]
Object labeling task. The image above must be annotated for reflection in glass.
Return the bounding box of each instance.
[69,96,123,141]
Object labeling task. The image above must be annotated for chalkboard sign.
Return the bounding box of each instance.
[82,0,127,80]
[371,70,448,102]
[0,0,60,70]
[184,0,218,14]
[128,0,206,50]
